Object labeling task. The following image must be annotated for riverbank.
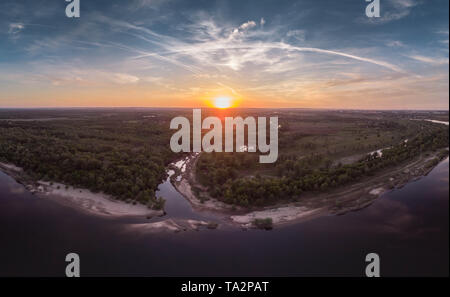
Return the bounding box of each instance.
[0,161,223,233]
[124,218,218,233]
[0,162,164,218]
[2,151,448,276]
[1,146,447,230]
[171,148,449,228]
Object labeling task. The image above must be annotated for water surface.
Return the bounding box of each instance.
[0,158,448,276]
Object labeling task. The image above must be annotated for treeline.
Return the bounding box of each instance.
[196,125,449,207]
[0,117,176,207]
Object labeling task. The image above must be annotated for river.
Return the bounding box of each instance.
[0,153,448,276]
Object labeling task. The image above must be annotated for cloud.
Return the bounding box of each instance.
[286,29,306,42]
[112,73,140,84]
[228,20,258,40]
[407,55,449,65]
[143,76,162,83]
[128,0,171,10]
[123,17,403,73]
[0,0,447,109]
[8,14,407,99]
[260,18,266,26]
[92,14,403,75]
[392,0,418,9]
[436,30,449,46]
[386,40,404,47]
[8,22,25,38]
[359,0,420,24]
[239,20,257,30]
[9,63,146,87]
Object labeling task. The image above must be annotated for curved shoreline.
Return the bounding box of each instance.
[0,162,220,233]
[0,163,164,219]
[1,147,448,230]
[171,149,449,228]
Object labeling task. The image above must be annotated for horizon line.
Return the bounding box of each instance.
[0,106,449,112]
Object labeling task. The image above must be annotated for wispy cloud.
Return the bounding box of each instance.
[112,73,140,84]
[260,18,266,26]
[358,0,420,24]
[407,55,449,65]
[121,18,404,73]
[0,0,447,109]
[8,22,25,38]
[48,15,407,101]
[286,29,306,42]
[436,30,449,46]
[386,40,404,47]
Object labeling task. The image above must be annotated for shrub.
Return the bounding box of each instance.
[206,222,218,229]
[253,218,273,230]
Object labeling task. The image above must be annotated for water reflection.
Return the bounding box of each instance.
[0,158,448,276]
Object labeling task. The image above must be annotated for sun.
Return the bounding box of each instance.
[213,96,232,109]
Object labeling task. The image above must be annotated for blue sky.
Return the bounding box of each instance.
[0,0,448,109]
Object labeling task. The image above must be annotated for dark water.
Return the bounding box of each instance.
[0,158,448,277]
[153,169,222,223]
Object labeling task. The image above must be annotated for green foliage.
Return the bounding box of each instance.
[152,196,166,210]
[197,124,448,207]
[0,112,176,204]
[253,218,273,230]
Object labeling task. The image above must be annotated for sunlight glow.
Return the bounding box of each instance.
[214,96,232,108]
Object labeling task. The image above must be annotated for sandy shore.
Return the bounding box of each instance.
[0,162,223,233]
[170,154,243,215]
[0,162,164,218]
[0,162,22,172]
[37,181,164,218]
[230,206,325,227]
[176,178,237,212]
[125,218,215,233]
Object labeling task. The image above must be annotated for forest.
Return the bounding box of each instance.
[0,108,448,209]
[196,119,449,207]
[0,109,178,208]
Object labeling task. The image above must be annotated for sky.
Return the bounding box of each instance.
[0,0,448,109]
